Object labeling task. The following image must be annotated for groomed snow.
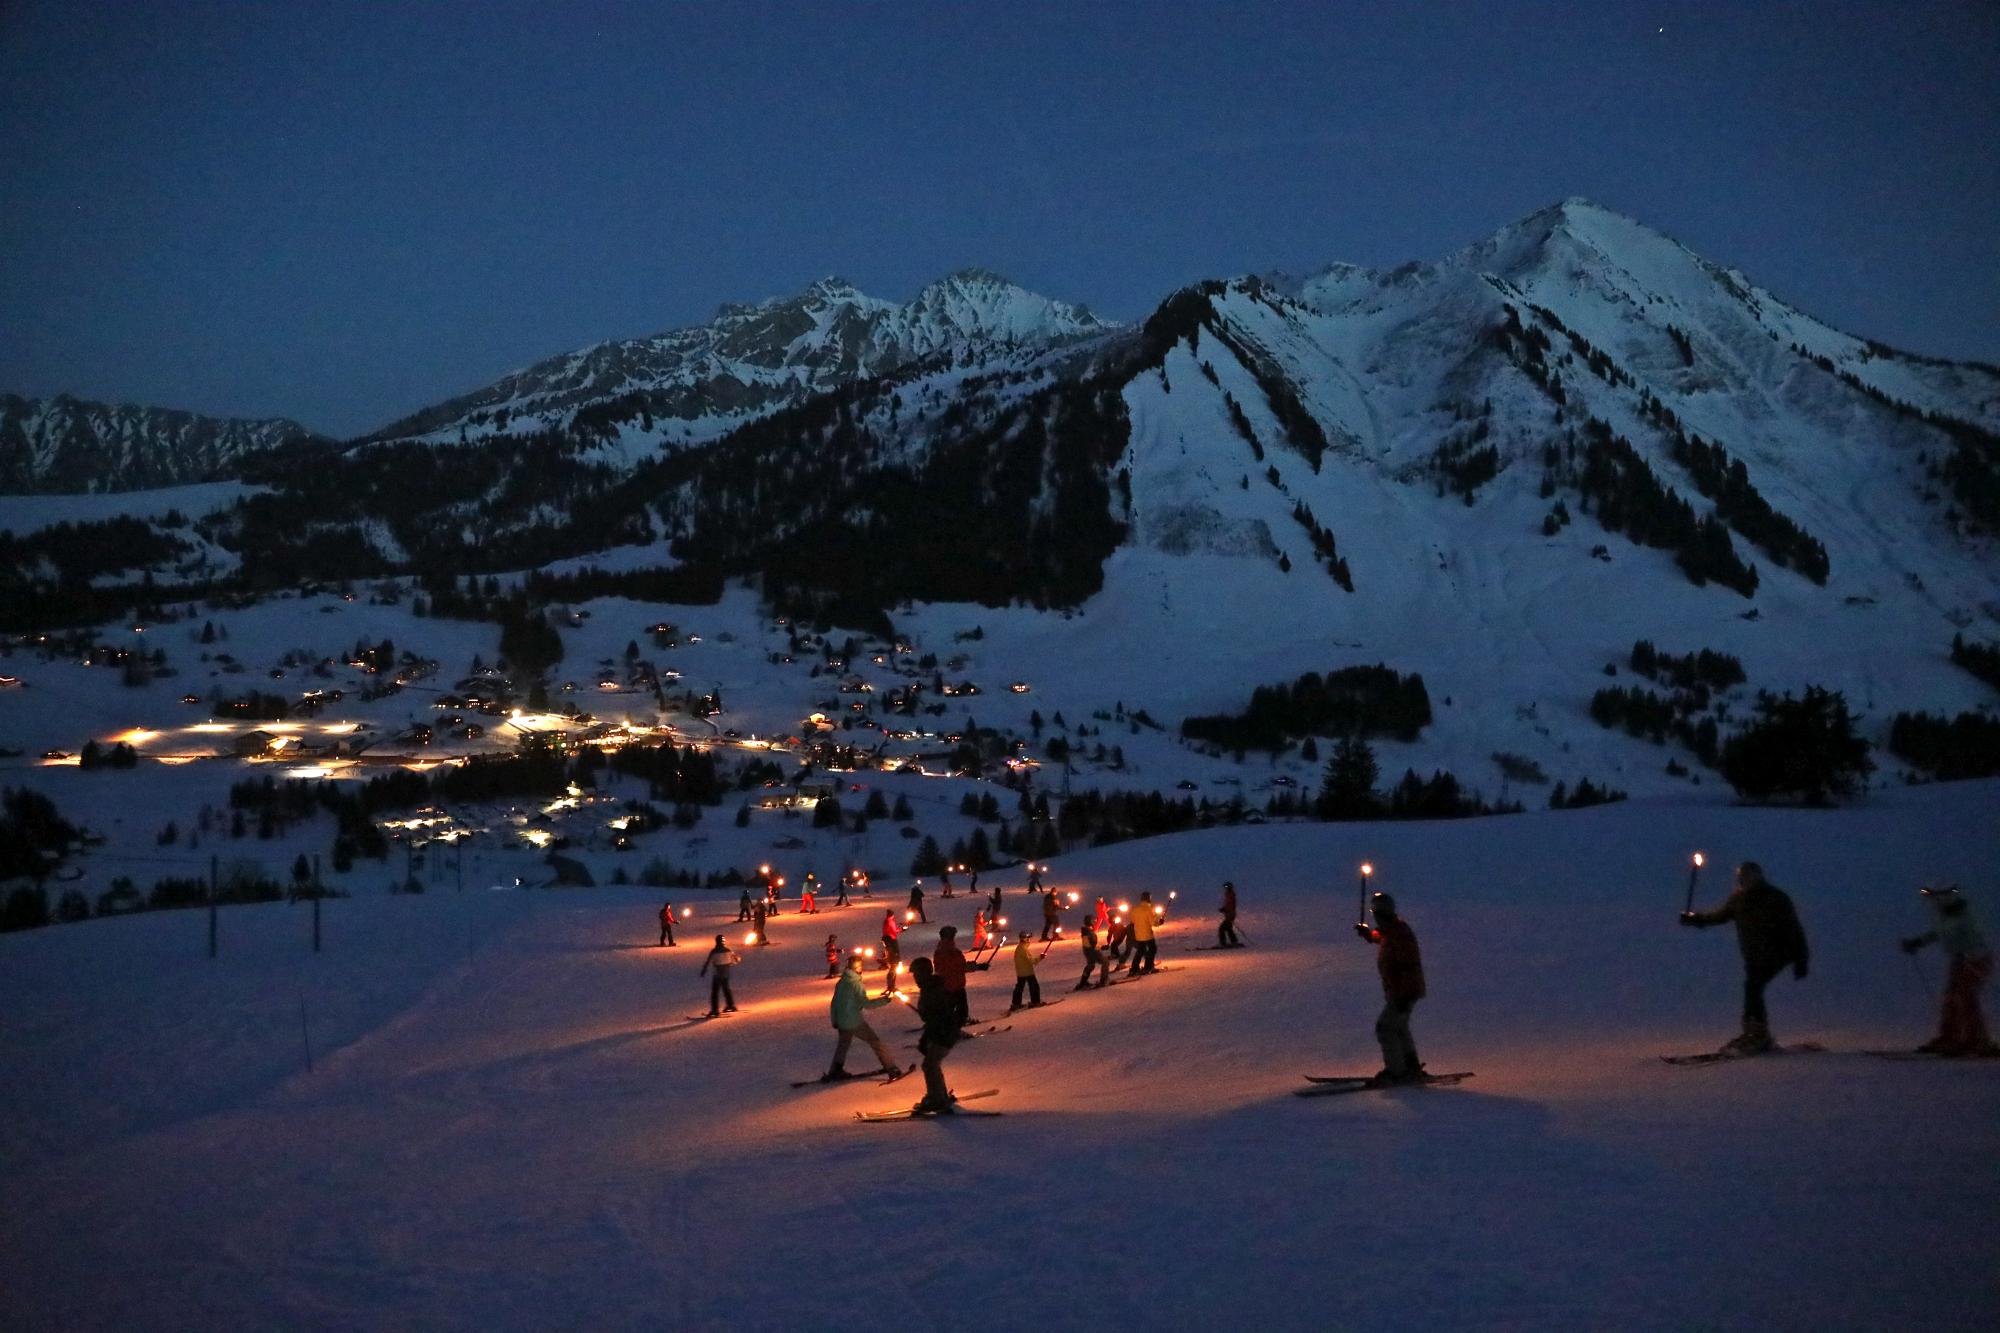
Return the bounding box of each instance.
[3,781,1996,1330]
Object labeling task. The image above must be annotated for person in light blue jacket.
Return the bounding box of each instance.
[825,953,901,1081]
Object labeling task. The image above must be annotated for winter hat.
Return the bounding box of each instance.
[1371,891,1398,915]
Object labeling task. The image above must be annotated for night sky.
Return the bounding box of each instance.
[2,0,1994,439]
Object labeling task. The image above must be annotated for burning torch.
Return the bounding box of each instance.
[1357,862,1374,926]
[1683,851,1705,915]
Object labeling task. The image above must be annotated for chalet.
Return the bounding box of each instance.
[233,730,278,758]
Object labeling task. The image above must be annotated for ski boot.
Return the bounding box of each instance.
[1724,1021,1773,1055]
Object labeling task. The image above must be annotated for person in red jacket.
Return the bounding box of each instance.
[880,908,901,972]
[658,900,677,947]
[932,925,984,1029]
[1354,890,1427,1083]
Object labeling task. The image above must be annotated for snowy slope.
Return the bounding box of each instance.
[2,783,1995,1330]
[362,269,1114,458]
[0,393,321,495]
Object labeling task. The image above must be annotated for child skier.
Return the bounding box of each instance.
[824,934,841,978]
[699,934,740,1016]
[658,899,677,947]
[1902,884,1997,1056]
[1354,891,1425,1083]
[1076,920,1111,990]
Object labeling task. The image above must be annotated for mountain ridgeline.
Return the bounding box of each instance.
[7,202,2000,635]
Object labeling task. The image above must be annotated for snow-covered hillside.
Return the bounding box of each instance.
[363,268,1113,459]
[0,393,320,494]
[3,783,1995,1330]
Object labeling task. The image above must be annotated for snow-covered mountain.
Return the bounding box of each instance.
[0,393,322,495]
[363,268,1113,459]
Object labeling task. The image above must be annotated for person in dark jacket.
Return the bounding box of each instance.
[1039,886,1063,941]
[1076,920,1111,990]
[1682,860,1809,1053]
[907,879,928,924]
[1354,891,1426,1082]
[908,956,961,1113]
[1218,881,1240,948]
[932,925,983,1029]
[737,889,754,923]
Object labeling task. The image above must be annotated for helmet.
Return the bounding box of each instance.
[1371,890,1398,916]
[939,925,957,938]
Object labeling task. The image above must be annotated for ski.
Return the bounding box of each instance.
[856,1089,1001,1122]
[790,1064,914,1090]
[1659,1041,1826,1067]
[1003,998,1066,1017]
[1110,965,1176,985]
[1859,1048,2000,1062]
[1294,1072,1475,1097]
[686,1012,738,1022]
[1192,944,1249,952]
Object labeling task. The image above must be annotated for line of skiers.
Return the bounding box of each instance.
[694,860,1995,1106]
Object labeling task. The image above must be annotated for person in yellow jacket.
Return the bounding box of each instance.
[1127,890,1160,974]
[1009,932,1043,1011]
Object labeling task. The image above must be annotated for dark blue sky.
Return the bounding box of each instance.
[3,1,1995,438]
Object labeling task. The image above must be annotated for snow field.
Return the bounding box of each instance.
[3,781,1996,1330]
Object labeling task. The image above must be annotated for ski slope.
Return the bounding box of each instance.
[3,781,1996,1330]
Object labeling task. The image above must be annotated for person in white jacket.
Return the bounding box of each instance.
[1902,885,1997,1056]
[699,935,740,1017]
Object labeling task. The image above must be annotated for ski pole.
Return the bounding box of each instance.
[1683,852,1705,914]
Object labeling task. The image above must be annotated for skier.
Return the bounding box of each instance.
[1039,886,1063,941]
[834,870,852,908]
[1027,863,1044,894]
[939,864,954,899]
[1092,896,1111,935]
[699,934,740,1016]
[1010,932,1043,1010]
[801,880,818,915]
[1127,891,1159,974]
[988,880,1004,921]
[1353,891,1426,1083]
[1901,884,1997,1056]
[1106,913,1131,968]
[737,889,754,923]
[881,908,902,973]
[907,879,929,924]
[826,952,902,1081]
[751,899,771,946]
[824,933,841,979]
[1681,860,1810,1053]
[658,899,678,947]
[766,878,782,916]
[972,909,991,952]
[933,925,981,1029]
[1076,919,1111,990]
[967,867,979,898]
[1217,881,1241,948]
[908,956,961,1114]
